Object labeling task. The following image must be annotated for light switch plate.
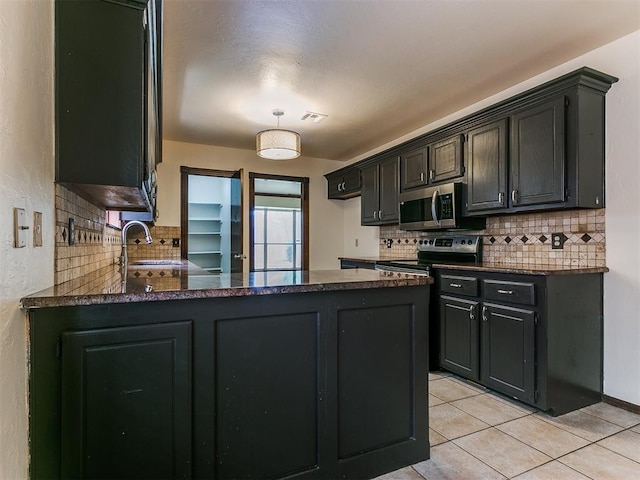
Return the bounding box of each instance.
[14,208,28,248]
[34,211,43,247]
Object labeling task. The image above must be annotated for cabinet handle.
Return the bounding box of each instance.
[497,289,514,295]
[449,283,462,288]
[429,169,435,181]
[482,306,488,322]
[498,192,505,205]
[512,189,518,204]
[469,305,475,320]
[373,211,378,219]
[341,181,346,191]
[379,210,383,219]
[420,172,425,182]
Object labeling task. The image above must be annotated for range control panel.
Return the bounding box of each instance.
[417,234,481,255]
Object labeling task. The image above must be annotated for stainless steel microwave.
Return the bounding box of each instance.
[399,182,485,231]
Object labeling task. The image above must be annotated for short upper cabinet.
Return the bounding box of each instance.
[361,156,400,225]
[400,147,428,191]
[326,166,361,199]
[466,119,508,212]
[429,135,464,184]
[400,135,464,192]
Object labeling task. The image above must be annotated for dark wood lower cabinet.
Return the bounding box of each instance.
[439,296,479,381]
[436,269,603,415]
[480,303,536,404]
[29,286,430,479]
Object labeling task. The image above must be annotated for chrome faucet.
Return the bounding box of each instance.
[120,220,153,270]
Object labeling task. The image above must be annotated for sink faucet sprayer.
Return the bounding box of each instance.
[120,220,153,270]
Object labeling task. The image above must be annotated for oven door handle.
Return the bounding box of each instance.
[431,188,441,227]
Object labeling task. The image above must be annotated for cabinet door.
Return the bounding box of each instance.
[61,322,192,480]
[481,303,536,404]
[511,97,566,206]
[440,296,480,381]
[361,164,380,225]
[400,147,428,191]
[327,172,346,199]
[342,168,361,194]
[430,135,464,183]
[378,156,400,224]
[56,0,144,189]
[466,119,509,212]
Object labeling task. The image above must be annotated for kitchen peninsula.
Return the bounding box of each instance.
[22,263,432,480]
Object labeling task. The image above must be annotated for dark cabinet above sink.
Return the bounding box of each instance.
[55,0,162,213]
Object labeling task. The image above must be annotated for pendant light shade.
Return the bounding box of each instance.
[256,110,301,160]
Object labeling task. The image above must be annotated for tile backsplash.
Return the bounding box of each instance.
[54,185,121,284]
[126,226,181,261]
[380,209,606,268]
[54,185,182,284]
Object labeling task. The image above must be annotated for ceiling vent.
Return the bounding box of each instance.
[301,111,328,124]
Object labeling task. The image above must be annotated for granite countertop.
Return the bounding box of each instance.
[339,256,608,275]
[433,262,609,276]
[338,255,416,263]
[21,261,433,309]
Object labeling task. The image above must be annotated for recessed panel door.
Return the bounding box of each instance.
[440,295,480,381]
[481,302,536,404]
[61,322,192,480]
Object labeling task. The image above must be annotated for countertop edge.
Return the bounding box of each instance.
[21,275,433,310]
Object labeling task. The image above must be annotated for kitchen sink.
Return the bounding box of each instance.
[128,260,184,266]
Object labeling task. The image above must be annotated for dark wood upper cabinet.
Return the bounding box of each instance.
[326,165,361,199]
[466,119,509,213]
[400,146,428,191]
[361,157,400,225]
[400,136,463,193]
[429,135,464,184]
[326,67,617,216]
[510,97,566,207]
[55,0,162,213]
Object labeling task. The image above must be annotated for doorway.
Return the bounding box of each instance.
[180,167,243,273]
[249,173,309,272]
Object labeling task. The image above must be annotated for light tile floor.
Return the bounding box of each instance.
[374,371,640,480]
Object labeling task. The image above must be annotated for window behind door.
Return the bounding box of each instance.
[250,173,309,272]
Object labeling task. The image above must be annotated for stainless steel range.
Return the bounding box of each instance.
[376,234,482,276]
[376,234,482,371]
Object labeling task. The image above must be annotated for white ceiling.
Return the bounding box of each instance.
[162,0,640,161]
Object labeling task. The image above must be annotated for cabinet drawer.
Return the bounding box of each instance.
[483,280,535,305]
[440,275,479,296]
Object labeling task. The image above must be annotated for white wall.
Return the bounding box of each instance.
[342,197,380,258]
[0,1,55,478]
[157,140,347,270]
[346,31,640,406]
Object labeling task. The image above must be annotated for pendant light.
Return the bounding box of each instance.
[256,109,301,160]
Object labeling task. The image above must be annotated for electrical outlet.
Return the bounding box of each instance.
[355,238,359,248]
[551,232,567,249]
[68,218,75,245]
[386,238,393,249]
[172,238,180,247]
